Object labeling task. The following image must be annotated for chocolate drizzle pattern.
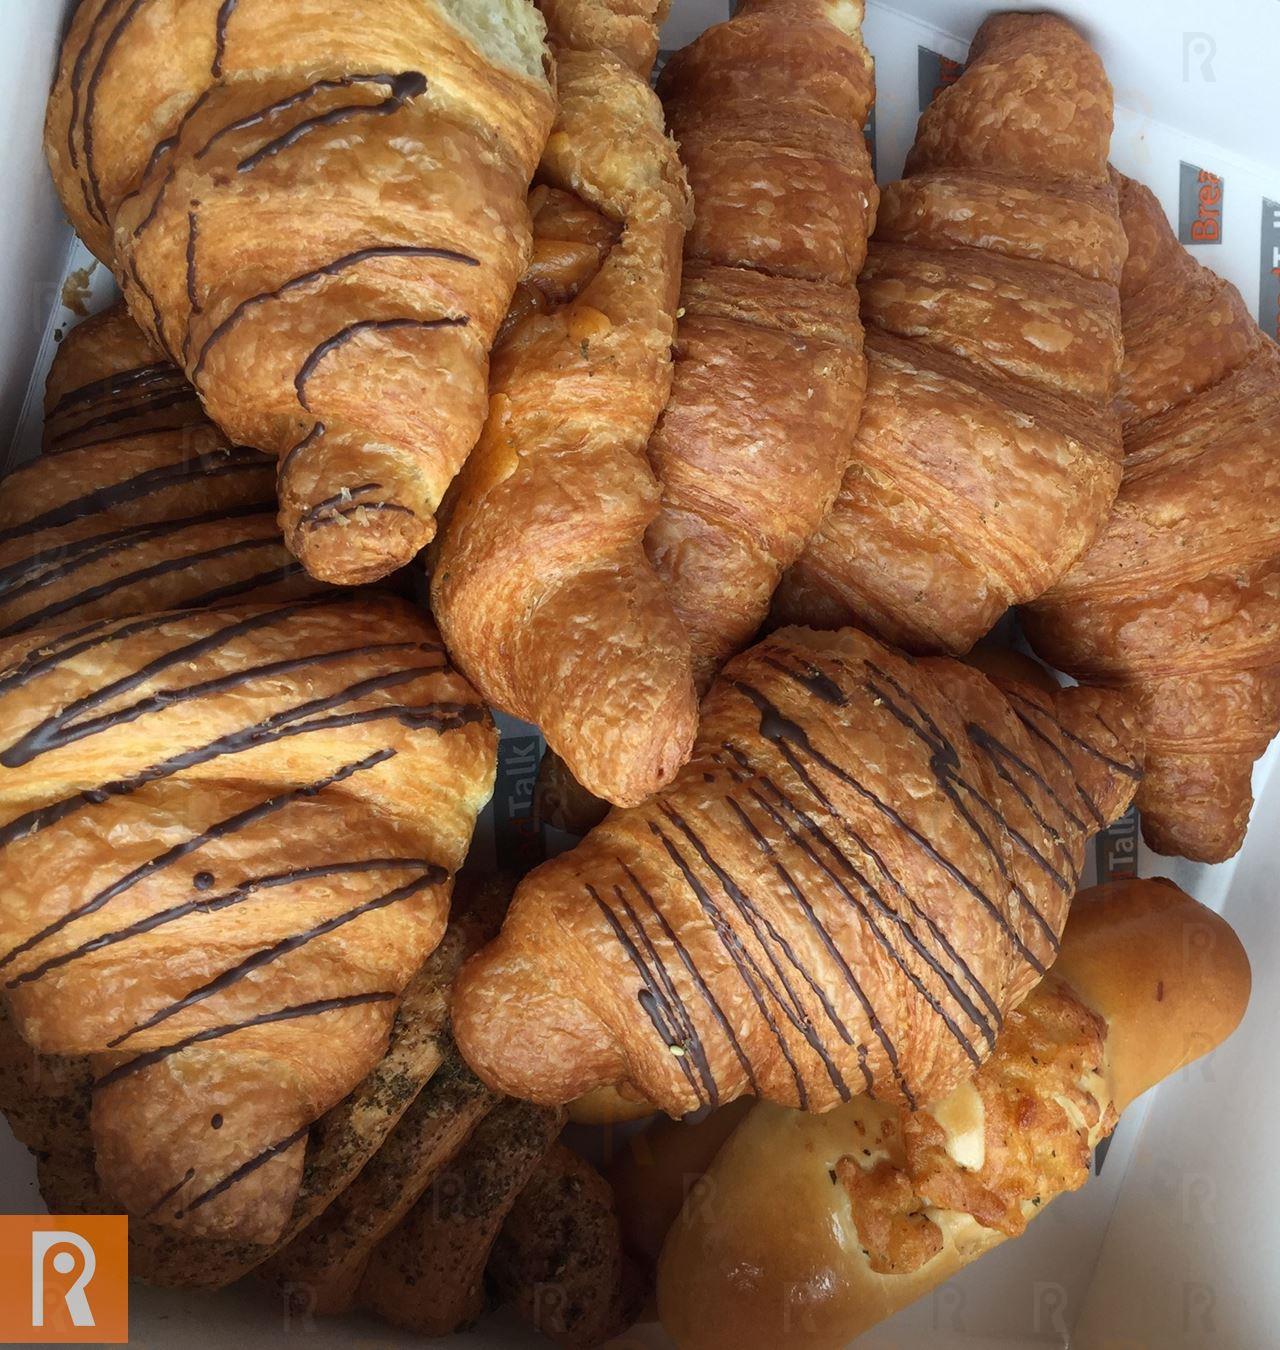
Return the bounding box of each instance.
[457,628,1141,1115]
[294,316,469,412]
[0,584,493,1231]
[50,0,550,586]
[2,296,495,1231]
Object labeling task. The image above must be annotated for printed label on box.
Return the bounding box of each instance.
[917,46,963,109]
[1178,162,1224,245]
[1094,805,1139,883]
[1261,198,1280,341]
[492,723,545,872]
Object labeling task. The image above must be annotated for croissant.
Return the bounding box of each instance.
[0,304,331,642]
[1025,176,1280,862]
[44,0,555,585]
[643,0,876,689]
[453,625,1142,1116]
[432,8,697,807]
[0,595,497,1246]
[773,13,1126,654]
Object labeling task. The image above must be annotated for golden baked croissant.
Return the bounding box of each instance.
[0,595,496,1246]
[0,304,328,642]
[432,9,697,807]
[638,878,1250,1350]
[1025,177,1280,862]
[644,0,876,689]
[44,0,555,585]
[774,13,1126,654]
[453,625,1142,1116]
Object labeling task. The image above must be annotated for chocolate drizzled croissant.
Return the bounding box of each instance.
[45,0,555,584]
[0,596,496,1245]
[453,626,1142,1117]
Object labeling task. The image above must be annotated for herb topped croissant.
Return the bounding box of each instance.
[453,625,1142,1117]
[44,0,555,585]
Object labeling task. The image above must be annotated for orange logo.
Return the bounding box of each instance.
[0,1216,127,1343]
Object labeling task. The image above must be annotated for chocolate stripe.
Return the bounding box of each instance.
[0,675,483,851]
[107,870,443,1047]
[177,1122,311,1217]
[723,750,914,1104]
[649,818,810,1107]
[0,750,396,972]
[95,991,397,1091]
[47,360,177,418]
[0,500,273,597]
[294,317,468,411]
[660,804,851,1103]
[211,0,238,77]
[618,859,751,1099]
[46,387,203,448]
[0,449,266,546]
[191,246,479,383]
[1005,689,1140,778]
[0,534,285,641]
[10,857,428,988]
[3,636,431,766]
[236,71,427,174]
[587,884,705,1106]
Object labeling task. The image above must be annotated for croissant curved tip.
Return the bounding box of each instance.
[452,924,625,1103]
[282,509,433,585]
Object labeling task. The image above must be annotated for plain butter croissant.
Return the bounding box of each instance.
[0,596,496,1246]
[1025,177,1280,862]
[774,12,1126,654]
[453,624,1142,1117]
[45,0,555,584]
[637,879,1250,1350]
[432,5,697,806]
[644,0,876,689]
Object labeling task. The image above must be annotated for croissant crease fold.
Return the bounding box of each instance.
[644,0,877,689]
[1026,176,1280,862]
[432,4,698,807]
[453,625,1142,1117]
[774,13,1126,654]
[45,0,556,584]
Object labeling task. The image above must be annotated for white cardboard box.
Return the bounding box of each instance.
[1,1,1278,1346]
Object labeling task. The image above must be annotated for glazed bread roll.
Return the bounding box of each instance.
[45,0,555,584]
[775,12,1124,653]
[453,625,1142,1117]
[646,879,1250,1350]
[1026,175,1280,862]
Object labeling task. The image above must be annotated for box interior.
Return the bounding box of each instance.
[2,2,1278,1346]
